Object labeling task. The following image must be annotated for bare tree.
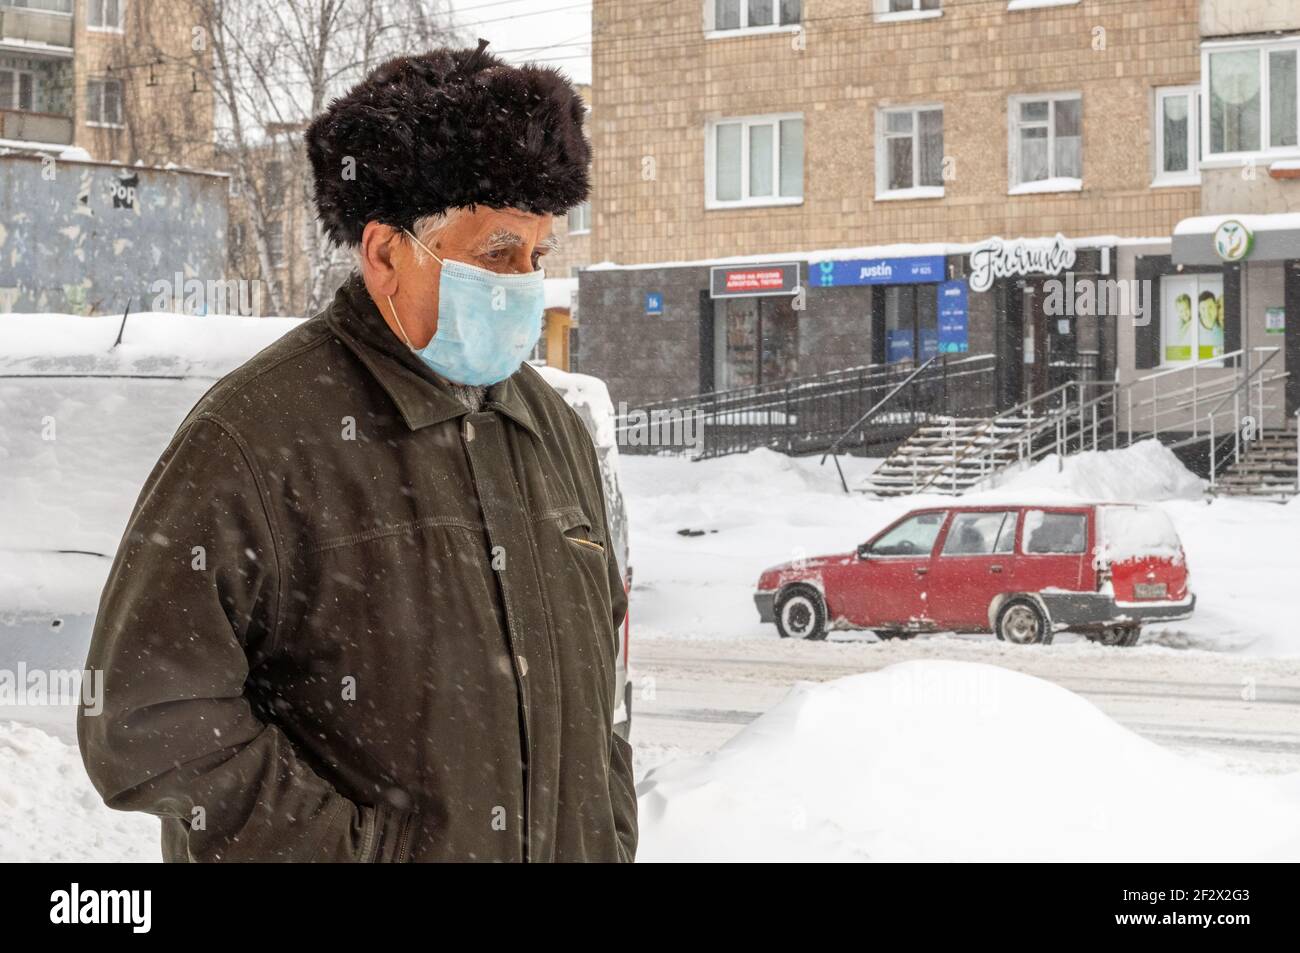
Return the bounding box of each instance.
[135,0,461,316]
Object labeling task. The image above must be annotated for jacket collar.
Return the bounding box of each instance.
[325,274,541,438]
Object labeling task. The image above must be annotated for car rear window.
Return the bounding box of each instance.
[941,511,1017,556]
[1097,505,1182,563]
[1023,510,1087,554]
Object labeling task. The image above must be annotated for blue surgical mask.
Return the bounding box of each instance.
[386,228,545,387]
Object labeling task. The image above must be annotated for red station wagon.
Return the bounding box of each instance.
[754,503,1195,646]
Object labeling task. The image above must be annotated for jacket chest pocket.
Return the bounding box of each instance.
[539,505,616,676]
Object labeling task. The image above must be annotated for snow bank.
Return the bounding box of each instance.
[0,312,301,379]
[979,439,1205,502]
[636,660,1300,861]
[0,721,157,862]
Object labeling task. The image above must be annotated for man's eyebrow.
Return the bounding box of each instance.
[475,228,560,254]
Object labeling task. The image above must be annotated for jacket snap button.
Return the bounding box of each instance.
[518,656,529,677]
[464,419,475,442]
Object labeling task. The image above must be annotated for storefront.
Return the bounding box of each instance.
[1169,215,1299,422]
[955,235,1118,408]
[707,262,802,391]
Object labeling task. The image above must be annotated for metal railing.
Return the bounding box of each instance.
[615,353,996,460]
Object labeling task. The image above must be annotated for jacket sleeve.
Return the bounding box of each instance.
[575,418,638,863]
[77,414,406,862]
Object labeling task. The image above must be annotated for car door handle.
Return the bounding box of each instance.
[913,567,928,576]
[989,565,1004,573]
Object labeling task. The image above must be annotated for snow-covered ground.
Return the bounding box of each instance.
[2,312,1299,861]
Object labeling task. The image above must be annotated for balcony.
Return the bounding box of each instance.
[0,5,74,53]
[0,107,73,145]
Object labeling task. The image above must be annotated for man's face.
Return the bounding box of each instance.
[363,206,556,350]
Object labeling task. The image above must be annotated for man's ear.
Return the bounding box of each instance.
[359,222,401,296]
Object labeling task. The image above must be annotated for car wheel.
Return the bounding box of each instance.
[775,586,827,641]
[995,598,1052,646]
[1088,625,1137,647]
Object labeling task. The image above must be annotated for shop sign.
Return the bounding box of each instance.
[1213,220,1254,262]
[967,234,1076,293]
[710,262,801,298]
[937,280,969,353]
[811,255,946,287]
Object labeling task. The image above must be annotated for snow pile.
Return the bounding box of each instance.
[636,660,1300,862]
[0,312,301,379]
[0,721,157,862]
[983,439,1205,502]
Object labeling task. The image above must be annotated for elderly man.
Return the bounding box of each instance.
[77,41,637,863]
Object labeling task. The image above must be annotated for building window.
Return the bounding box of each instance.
[1160,274,1224,366]
[567,201,591,234]
[1154,86,1200,186]
[712,295,799,390]
[266,221,285,267]
[877,106,943,199]
[707,114,803,207]
[87,0,125,30]
[1205,42,1299,158]
[0,70,35,112]
[1008,93,1082,192]
[710,0,801,33]
[876,0,941,20]
[10,0,73,12]
[87,79,123,126]
[264,160,284,207]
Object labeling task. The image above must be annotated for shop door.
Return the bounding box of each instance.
[1025,278,1084,401]
[713,296,799,390]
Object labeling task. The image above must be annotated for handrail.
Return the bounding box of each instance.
[1204,347,1283,420]
[1133,347,1246,385]
[821,355,939,461]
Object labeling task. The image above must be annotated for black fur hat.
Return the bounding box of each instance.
[306,39,590,247]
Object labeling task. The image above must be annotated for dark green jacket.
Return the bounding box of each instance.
[77,276,637,862]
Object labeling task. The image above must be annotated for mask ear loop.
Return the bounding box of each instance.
[385,294,416,350]
[387,229,445,351]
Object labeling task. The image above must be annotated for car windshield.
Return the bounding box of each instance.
[870,511,946,556]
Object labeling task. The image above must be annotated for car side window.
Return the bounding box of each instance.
[869,511,946,557]
[941,511,1016,556]
[1023,510,1087,554]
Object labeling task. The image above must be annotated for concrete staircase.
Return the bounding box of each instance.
[862,415,1040,496]
[1212,423,1299,498]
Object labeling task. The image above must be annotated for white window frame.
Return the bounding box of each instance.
[567,200,591,235]
[875,104,945,201]
[1153,85,1201,188]
[86,78,124,128]
[705,112,803,209]
[1201,37,1300,166]
[1007,91,1083,194]
[874,0,942,24]
[87,0,126,32]
[0,69,37,112]
[1007,0,1078,10]
[704,0,802,39]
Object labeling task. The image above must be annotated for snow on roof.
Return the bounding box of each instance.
[1174,212,1300,236]
[585,234,1171,273]
[543,276,577,310]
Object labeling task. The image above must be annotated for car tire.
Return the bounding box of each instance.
[995,598,1052,646]
[775,585,827,641]
[1088,624,1139,648]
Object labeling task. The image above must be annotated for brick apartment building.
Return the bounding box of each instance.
[579,0,1299,432]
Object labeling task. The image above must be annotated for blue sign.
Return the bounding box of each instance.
[937,280,969,354]
[886,329,914,363]
[812,255,946,288]
[645,292,663,315]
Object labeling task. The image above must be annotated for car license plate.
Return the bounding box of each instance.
[1134,582,1167,599]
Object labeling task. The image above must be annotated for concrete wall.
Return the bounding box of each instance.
[0,155,227,315]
